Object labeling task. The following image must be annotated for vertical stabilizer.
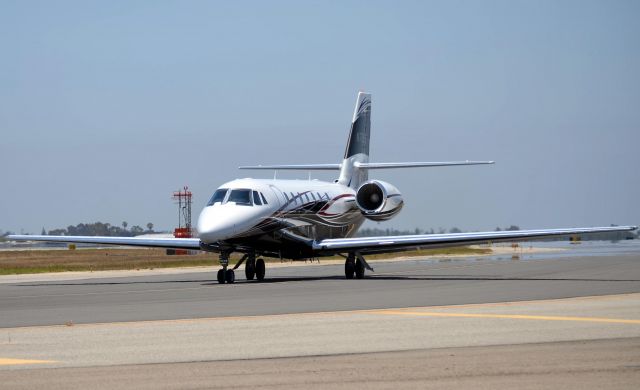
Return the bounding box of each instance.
[338,92,371,188]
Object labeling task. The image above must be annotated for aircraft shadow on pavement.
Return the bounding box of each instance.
[16,274,640,287]
[222,275,640,284]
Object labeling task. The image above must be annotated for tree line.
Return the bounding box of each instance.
[45,221,156,237]
[356,225,638,241]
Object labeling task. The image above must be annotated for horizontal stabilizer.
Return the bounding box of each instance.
[354,161,494,169]
[239,164,341,170]
[239,161,494,170]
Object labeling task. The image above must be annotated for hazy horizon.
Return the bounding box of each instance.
[2,1,639,235]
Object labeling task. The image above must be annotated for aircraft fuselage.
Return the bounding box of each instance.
[197,178,364,259]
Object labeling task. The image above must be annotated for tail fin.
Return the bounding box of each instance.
[338,92,371,188]
[239,91,494,180]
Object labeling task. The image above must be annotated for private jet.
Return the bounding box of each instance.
[9,92,636,283]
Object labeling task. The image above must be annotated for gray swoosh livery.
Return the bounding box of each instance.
[9,92,637,283]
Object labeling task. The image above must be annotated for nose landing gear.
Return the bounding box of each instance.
[217,251,235,284]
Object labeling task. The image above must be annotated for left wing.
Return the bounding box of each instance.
[312,226,637,255]
[7,235,203,250]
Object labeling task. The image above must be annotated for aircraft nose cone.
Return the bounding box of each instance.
[197,206,236,243]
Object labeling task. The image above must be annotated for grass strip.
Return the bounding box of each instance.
[0,246,491,275]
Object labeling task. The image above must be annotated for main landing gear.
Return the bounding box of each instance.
[344,252,373,279]
[217,251,266,284]
[243,255,266,281]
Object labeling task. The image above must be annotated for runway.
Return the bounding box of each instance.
[1,247,639,388]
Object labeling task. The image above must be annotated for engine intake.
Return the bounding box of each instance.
[355,180,404,221]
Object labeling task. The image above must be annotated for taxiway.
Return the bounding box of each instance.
[0,249,639,389]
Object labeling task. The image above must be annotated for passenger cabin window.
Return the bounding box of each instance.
[261,193,268,204]
[228,189,252,206]
[252,191,262,205]
[207,188,228,206]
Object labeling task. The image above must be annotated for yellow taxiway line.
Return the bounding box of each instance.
[0,358,55,366]
[373,310,640,325]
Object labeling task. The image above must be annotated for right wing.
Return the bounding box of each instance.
[312,226,637,255]
[7,235,203,250]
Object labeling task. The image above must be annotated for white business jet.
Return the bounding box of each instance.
[9,92,636,283]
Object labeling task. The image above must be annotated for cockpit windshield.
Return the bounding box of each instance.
[207,188,269,207]
[227,189,252,206]
[207,188,228,206]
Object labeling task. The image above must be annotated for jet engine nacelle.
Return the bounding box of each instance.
[355,180,404,221]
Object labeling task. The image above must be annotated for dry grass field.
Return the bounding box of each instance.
[0,246,492,275]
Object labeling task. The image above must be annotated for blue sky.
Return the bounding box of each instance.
[1,0,639,234]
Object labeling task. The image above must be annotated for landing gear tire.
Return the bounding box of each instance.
[225,269,235,284]
[217,269,225,284]
[255,258,266,281]
[355,258,365,279]
[345,259,355,279]
[245,259,256,280]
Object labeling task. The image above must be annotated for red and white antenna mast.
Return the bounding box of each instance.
[172,186,193,238]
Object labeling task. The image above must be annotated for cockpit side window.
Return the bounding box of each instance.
[261,193,268,204]
[228,189,253,206]
[252,191,262,205]
[207,188,228,206]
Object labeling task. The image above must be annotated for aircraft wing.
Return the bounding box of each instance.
[7,235,203,250]
[312,226,637,255]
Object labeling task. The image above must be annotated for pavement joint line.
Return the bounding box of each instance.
[372,310,640,324]
[0,358,56,366]
[2,293,638,330]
